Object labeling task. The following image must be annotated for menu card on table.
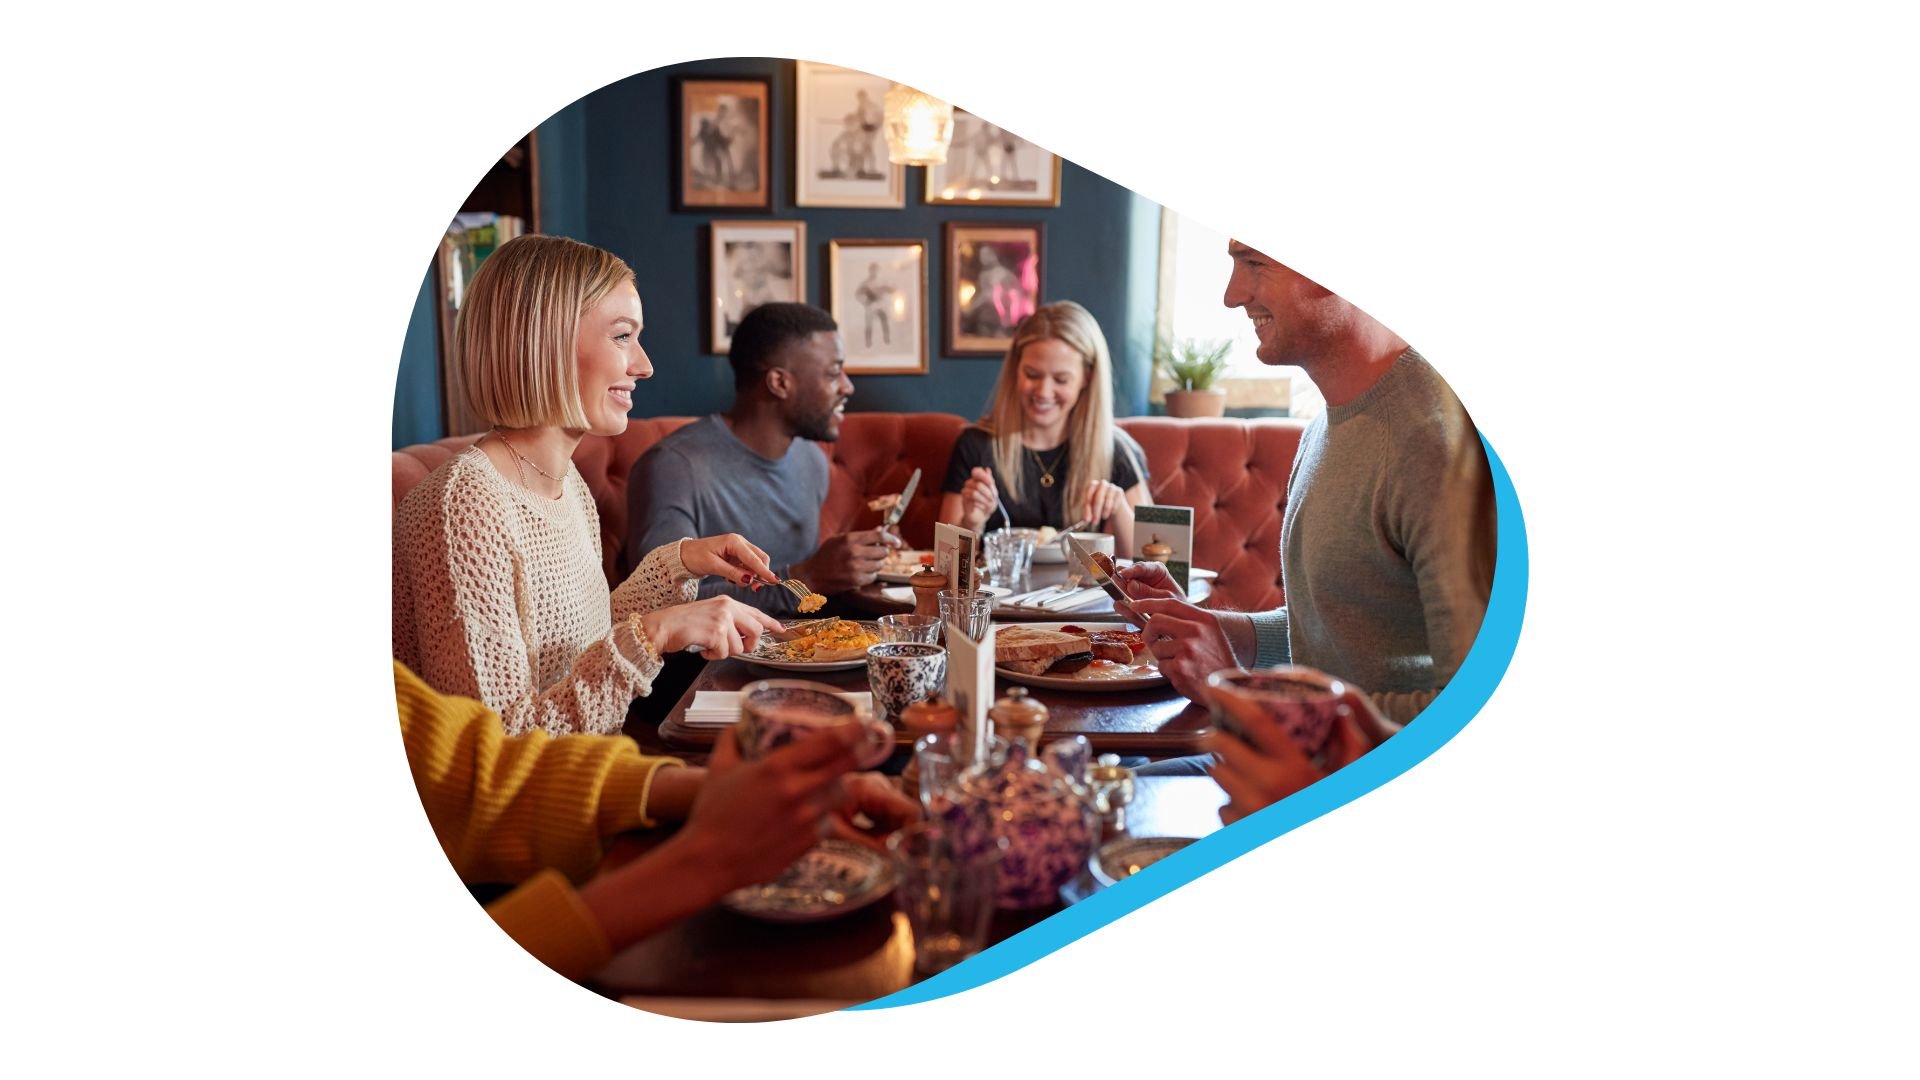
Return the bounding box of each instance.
[1133,504,1196,593]
[945,623,995,768]
[933,522,978,594]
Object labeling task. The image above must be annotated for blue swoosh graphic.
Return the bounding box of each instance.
[850,434,1528,1010]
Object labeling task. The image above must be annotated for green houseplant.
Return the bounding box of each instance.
[1155,334,1233,418]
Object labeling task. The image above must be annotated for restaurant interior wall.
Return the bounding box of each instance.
[393,57,1158,450]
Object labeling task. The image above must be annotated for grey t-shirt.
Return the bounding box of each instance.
[626,415,830,615]
[1247,349,1494,724]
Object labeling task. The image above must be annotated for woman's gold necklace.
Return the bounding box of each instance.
[492,428,564,493]
[1027,444,1066,488]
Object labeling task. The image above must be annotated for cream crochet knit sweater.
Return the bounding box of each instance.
[394,445,697,736]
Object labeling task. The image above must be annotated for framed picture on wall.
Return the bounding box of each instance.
[794,61,905,208]
[944,222,1042,356]
[830,239,928,374]
[925,111,1062,206]
[676,77,772,210]
[710,220,806,354]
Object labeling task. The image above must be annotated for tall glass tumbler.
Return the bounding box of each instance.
[937,589,993,643]
[888,823,1008,980]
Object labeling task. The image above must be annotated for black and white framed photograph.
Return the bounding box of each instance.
[925,110,1062,206]
[676,77,772,210]
[794,61,905,208]
[945,222,1043,356]
[829,239,928,374]
[709,220,806,354]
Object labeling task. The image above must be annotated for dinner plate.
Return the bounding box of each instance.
[875,550,936,584]
[1089,836,1198,888]
[991,621,1168,691]
[721,839,896,923]
[740,620,882,673]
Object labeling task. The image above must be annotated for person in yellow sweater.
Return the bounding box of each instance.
[395,661,916,980]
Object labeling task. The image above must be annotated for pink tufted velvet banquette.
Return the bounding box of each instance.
[391,413,1305,612]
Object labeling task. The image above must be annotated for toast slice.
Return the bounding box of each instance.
[994,626,1089,665]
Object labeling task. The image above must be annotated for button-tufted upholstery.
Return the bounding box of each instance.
[392,413,1306,612]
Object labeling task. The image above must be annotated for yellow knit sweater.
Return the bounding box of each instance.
[395,661,686,978]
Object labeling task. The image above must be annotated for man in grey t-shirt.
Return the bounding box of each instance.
[625,304,902,616]
[1120,240,1494,804]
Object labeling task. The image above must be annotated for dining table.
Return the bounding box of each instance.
[649,647,1213,758]
[587,774,1229,1017]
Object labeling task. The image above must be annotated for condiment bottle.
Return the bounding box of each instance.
[909,565,948,619]
[989,686,1049,750]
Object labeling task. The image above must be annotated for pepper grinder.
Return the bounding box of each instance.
[909,562,947,620]
[988,686,1049,750]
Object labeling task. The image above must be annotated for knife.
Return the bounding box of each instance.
[883,468,921,531]
[1064,533,1139,616]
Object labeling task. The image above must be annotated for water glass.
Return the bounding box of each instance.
[983,529,1037,589]
[888,823,1008,980]
[912,731,960,810]
[877,613,942,644]
[937,589,993,642]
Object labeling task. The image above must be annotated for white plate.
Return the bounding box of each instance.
[875,550,936,584]
[721,840,895,923]
[739,621,881,673]
[992,621,1168,691]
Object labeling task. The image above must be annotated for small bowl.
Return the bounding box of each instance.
[1031,531,1116,564]
[1089,836,1198,888]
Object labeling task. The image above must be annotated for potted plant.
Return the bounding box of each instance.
[1155,333,1233,418]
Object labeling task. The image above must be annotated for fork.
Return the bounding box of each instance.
[781,579,828,612]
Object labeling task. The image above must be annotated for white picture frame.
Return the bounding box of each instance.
[794,61,906,208]
[829,238,928,374]
[709,220,806,355]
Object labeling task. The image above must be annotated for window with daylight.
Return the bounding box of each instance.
[1153,210,1323,419]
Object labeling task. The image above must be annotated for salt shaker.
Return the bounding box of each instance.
[1088,753,1136,837]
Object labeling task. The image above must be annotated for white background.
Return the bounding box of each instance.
[6,1,1915,1074]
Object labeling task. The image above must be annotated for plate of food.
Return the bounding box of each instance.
[1089,836,1198,888]
[721,839,896,923]
[741,618,883,672]
[992,622,1167,691]
[875,549,936,584]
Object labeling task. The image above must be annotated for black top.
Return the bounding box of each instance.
[941,427,1149,529]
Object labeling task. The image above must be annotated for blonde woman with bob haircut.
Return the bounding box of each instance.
[396,234,786,740]
[938,300,1150,551]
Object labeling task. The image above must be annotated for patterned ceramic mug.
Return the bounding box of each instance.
[738,680,894,769]
[1204,666,1349,759]
[866,642,948,723]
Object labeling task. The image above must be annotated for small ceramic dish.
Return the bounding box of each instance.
[721,840,896,923]
[1089,836,1198,888]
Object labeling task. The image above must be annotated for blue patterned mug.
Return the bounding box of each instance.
[866,642,948,723]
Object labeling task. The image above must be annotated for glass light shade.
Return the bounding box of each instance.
[883,83,955,166]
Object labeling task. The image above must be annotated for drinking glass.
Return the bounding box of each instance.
[983,529,1037,589]
[877,613,942,644]
[888,823,1008,980]
[937,589,993,642]
[912,731,960,810]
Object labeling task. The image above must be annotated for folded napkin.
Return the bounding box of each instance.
[879,585,1011,604]
[1001,587,1106,613]
[685,690,876,727]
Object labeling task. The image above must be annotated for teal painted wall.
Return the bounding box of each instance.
[392,58,1159,448]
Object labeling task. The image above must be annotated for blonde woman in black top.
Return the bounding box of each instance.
[938,301,1150,550]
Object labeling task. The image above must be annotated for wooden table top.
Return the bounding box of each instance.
[842,561,1214,623]
[589,775,1227,1006]
[653,649,1214,757]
